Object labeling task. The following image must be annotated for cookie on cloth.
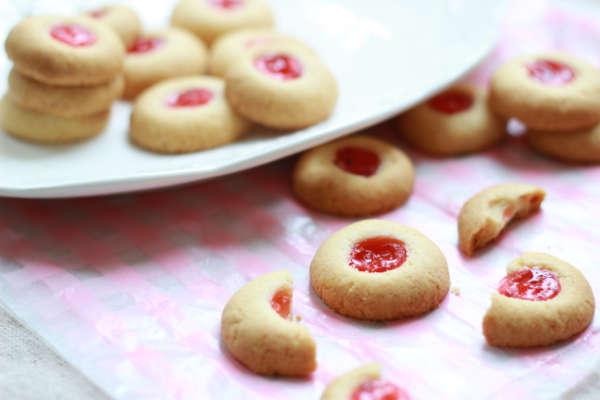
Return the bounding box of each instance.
[458,183,545,256]
[123,28,207,99]
[171,0,274,45]
[483,253,594,347]
[489,52,600,131]
[85,5,142,48]
[209,28,313,77]
[310,219,450,320]
[0,95,109,143]
[130,76,250,153]
[292,135,414,216]
[5,15,124,86]
[221,270,317,376]
[225,43,337,129]
[7,68,123,117]
[526,124,600,163]
[397,84,505,156]
[321,363,410,400]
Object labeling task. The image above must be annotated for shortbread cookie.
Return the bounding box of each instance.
[209,28,312,77]
[123,28,207,99]
[221,270,316,376]
[310,219,449,320]
[130,76,251,153]
[458,183,545,256]
[0,95,108,143]
[321,363,410,400]
[86,5,142,48]
[171,0,274,45]
[5,15,124,86]
[397,84,505,155]
[526,124,600,163]
[225,43,337,129]
[7,69,123,117]
[489,52,600,131]
[483,253,594,347]
[293,136,414,216]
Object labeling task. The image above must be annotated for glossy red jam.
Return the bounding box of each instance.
[498,267,561,301]
[334,147,380,177]
[166,89,214,108]
[89,9,107,18]
[254,54,302,80]
[526,60,575,85]
[428,90,473,114]
[208,0,243,9]
[349,237,407,273]
[128,37,165,54]
[50,24,96,47]
[351,380,409,400]
[270,289,291,318]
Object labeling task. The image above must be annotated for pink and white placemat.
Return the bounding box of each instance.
[2,1,600,398]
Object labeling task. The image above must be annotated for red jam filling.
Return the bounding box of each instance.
[254,54,302,80]
[128,37,165,54]
[428,90,473,114]
[498,267,561,301]
[351,380,409,400]
[349,237,407,273]
[89,9,107,18]
[270,289,291,318]
[334,147,380,177]
[50,24,96,47]
[526,60,575,85]
[166,89,214,108]
[208,0,243,9]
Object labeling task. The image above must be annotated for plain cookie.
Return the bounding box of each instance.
[526,123,600,163]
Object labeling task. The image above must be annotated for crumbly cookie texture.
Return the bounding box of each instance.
[458,183,545,256]
[221,270,316,376]
[310,219,449,320]
[397,84,506,156]
[321,363,381,400]
[483,253,595,347]
[489,52,600,131]
[85,5,142,48]
[292,135,414,216]
[527,123,600,163]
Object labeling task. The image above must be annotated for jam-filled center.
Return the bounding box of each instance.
[428,90,474,114]
[167,88,214,108]
[351,380,409,400]
[128,37,165,54]
[349,237,407,273]
[270,289,291,319]
[89,9,107,18]
[498,267,561,301]
[208,0,243,9]
[254,54,303,80]
[50,24,96,47]
[526,60,575,85]
[334,147,380,177]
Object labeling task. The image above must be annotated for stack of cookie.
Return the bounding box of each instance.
[1,15,125,143]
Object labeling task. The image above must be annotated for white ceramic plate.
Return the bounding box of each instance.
[0,0,501,198]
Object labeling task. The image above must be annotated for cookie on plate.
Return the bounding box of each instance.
[483,253,594,347]
[310,219,449,320]
[221,270,317,376]
[293,135,414,216]
[321,363,410,400]
[489,52,600,131]
[397,84,505,156]
[458,183,546,256]
[85,5,142,48]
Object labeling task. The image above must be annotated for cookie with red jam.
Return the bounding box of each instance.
[321,363,410,400]
[85,5,142,48]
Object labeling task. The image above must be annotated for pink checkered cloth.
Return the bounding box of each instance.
[1,2,600,399]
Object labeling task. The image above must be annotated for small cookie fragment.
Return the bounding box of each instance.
[483,253,595,347]
[321,363,410,400]
[221,270,316,376]
[171,0,274,45]
[130,76,251,153]
[397,84,505,156]
[225,43,338,130]
[85,5,142,48]
[458,183,545,256]
[292,135,414,216]
[489,52,600,131]
[310,219,449,320]
[526,123,600,163]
